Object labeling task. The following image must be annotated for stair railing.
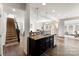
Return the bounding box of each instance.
[14,18,19,29]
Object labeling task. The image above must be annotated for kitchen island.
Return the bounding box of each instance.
[28,34,54,56]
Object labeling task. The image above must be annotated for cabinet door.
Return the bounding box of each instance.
[49,36,54,48]
[37,39,46,54]
[35,40,46,56]
[45,37,50,50]
[29,38,37,55]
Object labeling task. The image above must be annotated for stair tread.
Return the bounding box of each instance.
[4,42,19,47]
[6,40,18,44]
[6,35,17,37]
[6,38,18,42]
[5,18,18,47]
[7,33,15,35]
[6,37,17,40]
[7,33,16,34]
[6,36,17,38]
[6,34,16,35]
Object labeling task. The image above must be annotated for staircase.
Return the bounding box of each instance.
[5,18,18,47]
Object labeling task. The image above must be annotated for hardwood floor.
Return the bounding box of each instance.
[3,36,79,56]
[3,35,26,56]
[3,44,26,56]
[41,37,79,56]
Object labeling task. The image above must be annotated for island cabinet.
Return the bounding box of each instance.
[28,35,54,56]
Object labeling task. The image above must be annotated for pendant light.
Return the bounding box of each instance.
[36,8,39,20]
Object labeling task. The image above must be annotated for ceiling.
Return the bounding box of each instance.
[30,3,79,20]
[3,3,25,19]
[3,3,26,10]
[2,3,79,23]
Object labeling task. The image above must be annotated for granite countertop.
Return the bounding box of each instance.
[29,34,54,40]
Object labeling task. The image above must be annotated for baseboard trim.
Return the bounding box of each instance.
[23,49,27,56]
[53,45,57,48]
[24,49,31,56]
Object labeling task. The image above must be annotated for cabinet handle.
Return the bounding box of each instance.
[50,39,52,40]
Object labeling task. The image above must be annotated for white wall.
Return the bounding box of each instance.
[23,4,30,54]
[0,3,3,45]
[51,21,59,35]
[3,4,25,34]
[0,3,5,56]
[58,20,65,36]
[0,3,25,55]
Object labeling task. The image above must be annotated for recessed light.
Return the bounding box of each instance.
[42,3,46,5]
[52,10,55,12]
[13,8,15,11]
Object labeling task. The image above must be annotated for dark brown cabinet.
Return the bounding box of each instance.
[28,35,54,56]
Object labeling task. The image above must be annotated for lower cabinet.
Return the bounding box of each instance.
[28,35,54,56]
